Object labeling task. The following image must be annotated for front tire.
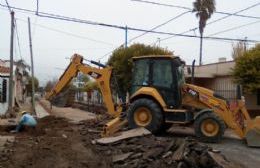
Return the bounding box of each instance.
[127,98,163,133]
[194,112,225,143]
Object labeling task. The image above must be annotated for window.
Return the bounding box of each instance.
[177,65,185,86]
[0,79,7,103]
[152,60,172,88]
[132,59,150,86]
[131,59,150,94]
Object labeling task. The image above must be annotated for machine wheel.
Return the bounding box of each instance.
[194,112,225,143]
[127,98,163,133]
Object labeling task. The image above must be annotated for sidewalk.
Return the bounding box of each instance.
[38,99,97,123]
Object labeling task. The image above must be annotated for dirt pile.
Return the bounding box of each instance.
[0,115,243,168]
[0,116,111,168]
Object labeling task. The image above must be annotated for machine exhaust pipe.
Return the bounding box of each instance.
[191,59,195,84]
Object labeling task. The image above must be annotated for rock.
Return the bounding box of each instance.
[172,141,186,161]
[208,151,232,168]
[162,151,172,158]
[62,134,67,138]
[112,152,133,163]
[143,147,164,159]
[130,152,142,159]
[164,140,176,152]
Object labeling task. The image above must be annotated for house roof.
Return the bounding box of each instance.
[0,66,10,74]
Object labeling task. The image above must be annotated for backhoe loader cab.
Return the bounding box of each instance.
[127,55,190,134]
[131,55,185,108]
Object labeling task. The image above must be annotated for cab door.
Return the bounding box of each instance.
[151,59,181,108]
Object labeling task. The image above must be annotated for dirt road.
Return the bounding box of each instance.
[0,101,258,168]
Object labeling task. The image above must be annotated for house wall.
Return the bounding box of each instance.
[193,75,259,114]
[211,76,237,100]
[244,94,260,111]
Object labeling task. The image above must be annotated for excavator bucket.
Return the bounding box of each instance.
[245,116,260,147]
[102,117,128,137]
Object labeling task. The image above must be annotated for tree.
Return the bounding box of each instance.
[107,43,173,97]
[26,76,39,95]
[193,0,216,65]
[231,41,246,60]
[233,44,260,93]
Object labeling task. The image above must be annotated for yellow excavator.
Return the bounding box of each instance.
[46,54,260,147]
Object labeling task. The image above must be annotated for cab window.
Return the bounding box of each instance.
[152,60,172,88]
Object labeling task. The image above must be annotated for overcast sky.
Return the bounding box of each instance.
[0,0,260,86]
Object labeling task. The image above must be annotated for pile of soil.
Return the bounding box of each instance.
[0,115,243,168]
[0,116,111,168]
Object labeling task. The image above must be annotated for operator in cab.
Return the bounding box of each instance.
[11,111,37,133]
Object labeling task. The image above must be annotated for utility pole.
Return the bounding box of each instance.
[244,37,248,51]
[125,25,128,48]
[28,17,36,113]
[199,35,203,65]
[157,38,161,47]
[8,11,15,113]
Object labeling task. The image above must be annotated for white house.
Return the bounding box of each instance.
[0,59,29,115]
[0,63,10,115]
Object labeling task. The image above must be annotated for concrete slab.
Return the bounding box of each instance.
[94,128,151,144]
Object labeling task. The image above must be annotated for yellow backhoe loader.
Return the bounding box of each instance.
[46,54,260,147]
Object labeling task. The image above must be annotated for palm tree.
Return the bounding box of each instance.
[193,0,216,65]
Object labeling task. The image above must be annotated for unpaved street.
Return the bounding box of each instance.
[0,101,259,168]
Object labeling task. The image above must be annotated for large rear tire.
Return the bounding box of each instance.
[194,112,225,143]
[127,98,163,133]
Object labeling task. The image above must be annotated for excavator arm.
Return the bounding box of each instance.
[46,54,127,136]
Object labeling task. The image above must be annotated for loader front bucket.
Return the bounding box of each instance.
[245,116,260,147]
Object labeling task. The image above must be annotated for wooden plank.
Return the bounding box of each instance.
[94,128,151,145]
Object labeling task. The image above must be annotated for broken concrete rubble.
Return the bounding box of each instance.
[78,118,243,168]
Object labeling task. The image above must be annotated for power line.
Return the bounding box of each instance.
[1,2,259,62]
[4,0,11,12]
[99,11,191,60]
[208,20,260,36]
[1,2,257,43]
[159,1,260,42]
[127,27,259,42]
[131,0,260,19]
[16,18,115,46]
[128,11,190,43]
